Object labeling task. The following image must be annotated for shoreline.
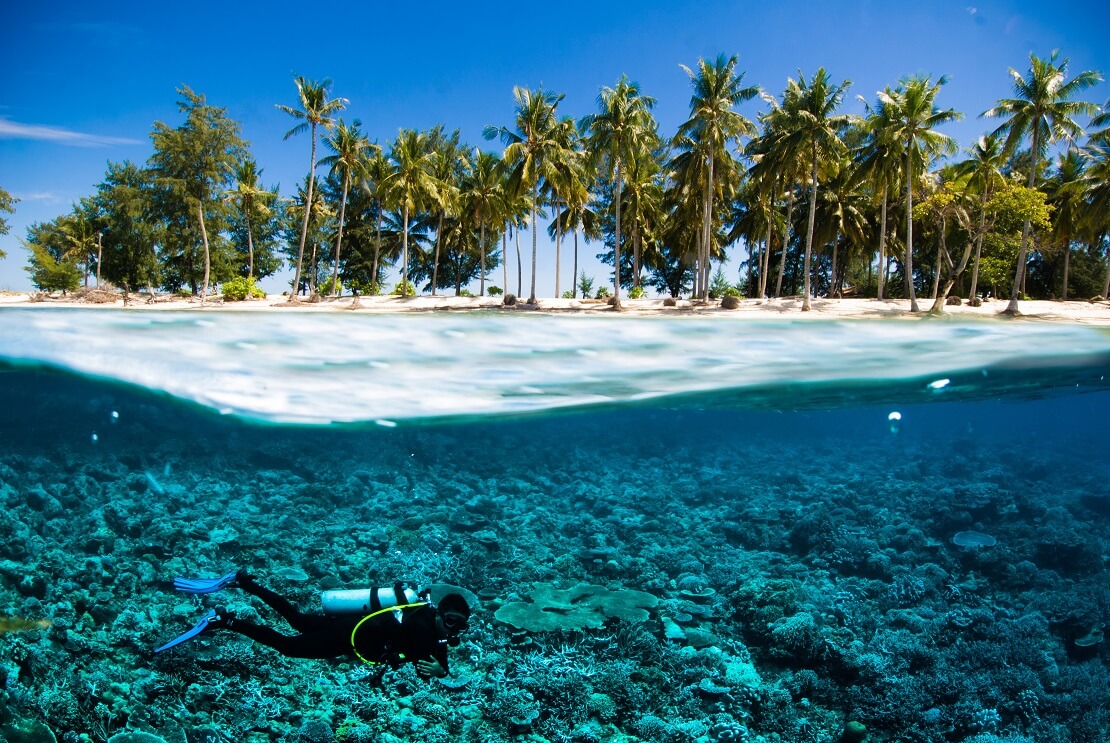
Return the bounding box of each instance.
[3,290,1110,325]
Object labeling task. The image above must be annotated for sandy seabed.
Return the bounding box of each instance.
[4,290,1110,325]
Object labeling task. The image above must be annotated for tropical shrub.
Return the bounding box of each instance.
[391,280,417,296]
[595,286,611,299]
[316,276,342,296]
[221,276,266,301]
[629,286,646,299]
[561,290,575,299]
[459,288,474,297]
[487,285,503,296]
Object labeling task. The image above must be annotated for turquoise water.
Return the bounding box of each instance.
[1,309,1108,742]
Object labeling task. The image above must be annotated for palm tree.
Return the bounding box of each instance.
[953,133,1007,301]
[461,148,504,296]
[363,149,393,292]
[426,127,465,296]
[485,86,566,304]
[582,75,658,308]
[769,69,853,310]
[1082,108,1110,297]
[675,55,758,301]
[1045,149,1087,300]
[276,76,347,299]
[882,75,961,312]
[855,88,903,300]
[385,129,440,297]
[224,159,273,279]
[319,119,375,296]
[982,51,1101,314]
[544,117,584,298]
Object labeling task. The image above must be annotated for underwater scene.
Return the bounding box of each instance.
[0,309,1108,743]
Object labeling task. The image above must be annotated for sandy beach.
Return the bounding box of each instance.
[4,290,1110,325]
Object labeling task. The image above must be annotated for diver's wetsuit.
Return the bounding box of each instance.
[226,579,450,670]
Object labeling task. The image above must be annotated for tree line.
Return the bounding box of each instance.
[11,51,1110,312]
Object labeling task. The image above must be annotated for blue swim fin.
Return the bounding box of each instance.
[154,609,217,653]
[173,571,239,595]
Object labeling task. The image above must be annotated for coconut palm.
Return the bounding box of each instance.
[461,148,504,296]
[1045,149,1087,300]
[385,129,440,297]
[982,51,1101,313]
[880,75,961,312]
[855,88,903,299]
[674,55,758,301]
[953,133,1007,301]
[223,159,274,279]
[363,149,393,292]
[544,117,584,298]
[425,128,465,295]
[276,76,347,299]
[485,86,566,304]
[582,75,658,308]
[319,119,376,296]
[1082,102,1110,298]
[621,141,665,290]
[768,69,853,310]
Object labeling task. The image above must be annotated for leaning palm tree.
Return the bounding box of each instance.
[385,129,440,297]
[485,86,566,304]
[276,76,347,299]
[461,148,504,296]
[770,69,853,310]
[319,118,375,296]
[982,51,1101,314]
[582,75,658,308]
[674,55,758,301]
[882,74,961,312]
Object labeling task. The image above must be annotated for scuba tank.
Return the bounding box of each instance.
[321,581,427,614]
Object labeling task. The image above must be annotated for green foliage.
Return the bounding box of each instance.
[561,290,575,298]
[391,279,417,296]
[26,242,81,293]
[487,285,503,296]
[987,178,1052,233]
[724,285,742,298]
[594,285,611,299]
[0,186,17,257]
[221,275,266,301]
[709,266,733,299]
[316,276,342,296]
[459,288,475,297]
[628,285,646,299]
[577,272,596,298]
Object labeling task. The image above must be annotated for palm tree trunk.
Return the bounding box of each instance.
[432,211,444,296]
[291,123,317,300]
[1102,235,1110,298]
[969,190,987,300]
[776,189,793,298]
[932,235,943,300]
[198,201,211,305]
[830,239,839,298]
[480,217,487,297]
[1005,129,1040,314]
[702,155,715,302]
[554,200,562,298]
[502,230,508,298]
[905,156,919,312]
[246,207,255,279]
[331,173,350,297]
[613,158,623,309]
[529,182,538,304]
[401,204,410,298]
[573,227,579,299]
[372,200,383,294]
[877,184,888,300]
[802,146,819,311]
[932,216,974,313]
[515,223,523,297]
[1061,236,1070,301]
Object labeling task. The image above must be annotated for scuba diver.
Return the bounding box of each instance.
[155,570,470,678]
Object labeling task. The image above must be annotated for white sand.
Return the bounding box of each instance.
[3,290,1110,325]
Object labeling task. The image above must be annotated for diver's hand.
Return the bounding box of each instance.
[416,659,447,678]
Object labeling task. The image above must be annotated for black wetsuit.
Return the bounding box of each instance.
[226,579,450,671]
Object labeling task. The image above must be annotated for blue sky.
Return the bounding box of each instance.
[1,0,1107,293]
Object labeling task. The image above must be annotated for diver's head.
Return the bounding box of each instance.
[437,593,471,645]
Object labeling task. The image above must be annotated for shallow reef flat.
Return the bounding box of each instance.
[0,369,1108,742]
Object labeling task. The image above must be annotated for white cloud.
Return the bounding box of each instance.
[0,117,141,147]
[19,192,59,202]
